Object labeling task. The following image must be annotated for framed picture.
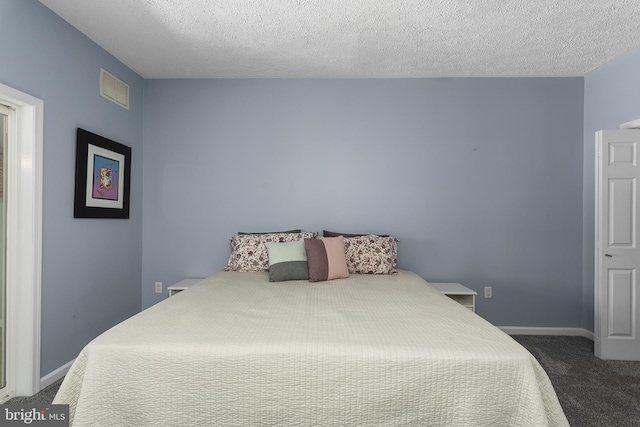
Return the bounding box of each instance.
[74,128,131,218]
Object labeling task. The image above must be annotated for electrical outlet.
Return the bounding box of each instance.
[484,286,492,298]
[155,282,163,294]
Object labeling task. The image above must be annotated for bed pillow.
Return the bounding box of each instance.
[238,229,301,235]
[305,236,349,282]
[225,232,316,272]
[323,230,389,238]
[265,241,309,282]
[344,235,398,274]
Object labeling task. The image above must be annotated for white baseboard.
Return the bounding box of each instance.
[40,358,75,390]
[499,326,594,340]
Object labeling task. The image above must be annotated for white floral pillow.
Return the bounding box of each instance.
[225,232,317,272]
[343,235,399,274]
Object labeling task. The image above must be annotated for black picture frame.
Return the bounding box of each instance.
[74,128,131,219]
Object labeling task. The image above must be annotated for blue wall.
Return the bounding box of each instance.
[582,47,640,331]
[142,78,585,327]
[0,0,143,376]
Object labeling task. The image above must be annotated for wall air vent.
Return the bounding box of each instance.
[100,68,129,109]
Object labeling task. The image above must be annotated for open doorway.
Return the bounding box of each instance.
[0,104,8,393]
[0,83,43,400]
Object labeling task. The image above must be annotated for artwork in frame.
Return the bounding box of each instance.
[74,128,131,219]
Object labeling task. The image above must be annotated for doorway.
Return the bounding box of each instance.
[0,83,43,400]
[0,104,8,394]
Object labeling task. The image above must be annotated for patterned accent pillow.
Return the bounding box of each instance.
[305,236,349,282]
[265,240,309,282]
[225,232,316,272]
[343,235,399,274]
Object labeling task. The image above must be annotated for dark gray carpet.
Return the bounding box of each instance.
[7,336,640,426]
[5,378,62,405]
[512,335,640,427]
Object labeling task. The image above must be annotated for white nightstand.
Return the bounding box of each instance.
[430,282,477,312]
[167,278,204,297]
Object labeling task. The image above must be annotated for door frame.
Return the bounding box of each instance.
[620,118,640,130]
[0,83,43,399]
[0,103,11,396]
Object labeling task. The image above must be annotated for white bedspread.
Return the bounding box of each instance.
[54,270,568,426]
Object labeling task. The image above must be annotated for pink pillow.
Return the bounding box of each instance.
[304,237,349,282]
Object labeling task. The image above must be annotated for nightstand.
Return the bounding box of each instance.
[167,278,204,297]
[429,282,477,312]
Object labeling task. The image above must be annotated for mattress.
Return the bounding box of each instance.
[54,270,569,426]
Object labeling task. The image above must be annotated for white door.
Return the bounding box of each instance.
[595,129,640,360]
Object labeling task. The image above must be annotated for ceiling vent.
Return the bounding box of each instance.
[100,68,129,109]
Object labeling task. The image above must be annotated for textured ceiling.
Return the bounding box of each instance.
[39,0,640,78]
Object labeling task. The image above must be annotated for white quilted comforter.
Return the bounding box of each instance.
[54,270,568,426]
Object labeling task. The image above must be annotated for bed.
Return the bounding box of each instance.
[54,269,568,426]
